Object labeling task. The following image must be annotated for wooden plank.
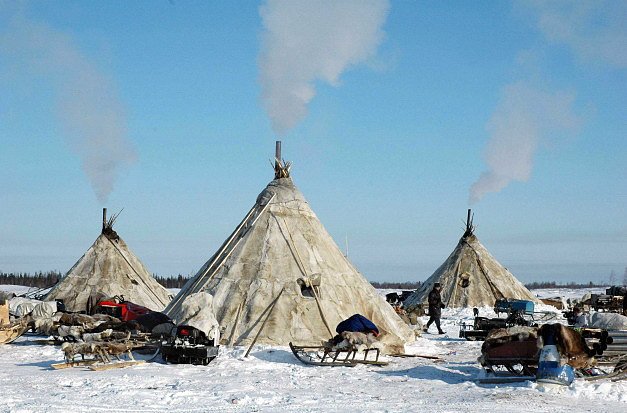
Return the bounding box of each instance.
[0,302,9,325]
[228,302,243,347]
[51,360,98,370]
[88,360,145,371]
[388,353,444,361]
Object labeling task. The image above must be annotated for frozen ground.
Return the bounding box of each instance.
[1,285,625,412]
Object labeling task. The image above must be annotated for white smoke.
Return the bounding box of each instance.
[468,1,623,203]
[469,82,580,204]
[0,12,136,203]
[258,0,390,135]
[523,0,627,69]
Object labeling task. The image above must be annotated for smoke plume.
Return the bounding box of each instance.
[469,82,580,204]
[523,0,627,69]
[258,0,390,135]
[0,12,136,203]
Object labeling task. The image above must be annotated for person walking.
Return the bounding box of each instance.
[424,283,445,334]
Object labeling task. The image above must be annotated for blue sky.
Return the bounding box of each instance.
[0,1,625,284]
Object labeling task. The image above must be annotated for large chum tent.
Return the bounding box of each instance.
[45,210,172,312]
[165,143,413,352]
[404,210,539,309]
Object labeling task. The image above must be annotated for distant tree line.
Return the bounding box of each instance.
[0,271,62,289]
[153,274,190,289]
[524,281,607,289]
[369,281,422,290]
[0,271,192,290]
[0,272,613,292]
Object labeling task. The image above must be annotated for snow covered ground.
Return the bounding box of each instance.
[1,285,625,412]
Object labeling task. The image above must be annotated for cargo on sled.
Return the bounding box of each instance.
[0,300,29,345]
[51,340,146,371]
[290,314,388,367]
[477,323,626,384]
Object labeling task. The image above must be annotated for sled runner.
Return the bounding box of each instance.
[51,359,99,370]
[289,342,388,367]
[475,375,536,384]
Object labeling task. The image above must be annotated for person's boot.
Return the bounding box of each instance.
[438,330,445,334]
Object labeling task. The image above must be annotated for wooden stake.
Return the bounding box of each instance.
[245,287,285,357]
[228,302,244,346]
[310,282,334,338]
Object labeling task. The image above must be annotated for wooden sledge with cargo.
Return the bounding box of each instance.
[289,342,387,367]
[0,300,29,345]
[477,324,627,384]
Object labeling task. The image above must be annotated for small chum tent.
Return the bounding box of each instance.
[404,210,539,309]
[45,209,172,312]
[165,142,413,352]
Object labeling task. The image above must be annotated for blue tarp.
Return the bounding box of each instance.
[336,314,379,336]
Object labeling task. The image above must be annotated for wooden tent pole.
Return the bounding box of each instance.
[166,194,275,314]
[310,284,334,338]
[245,287,285,357]
[228,302,244,347]
[278,215,334,338]
[166,203,258,312]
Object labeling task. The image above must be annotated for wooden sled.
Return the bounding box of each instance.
[289,342,388,367]
[480,339,539,378]
[0,301,29,345]
[51,359,145,371]
[579,361,627,382]
[52,340,145,371]
[0,322,29,345]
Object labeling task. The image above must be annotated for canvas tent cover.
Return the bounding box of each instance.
[166,177,413,352]
[404,232,539,309]
[45,233,171,312]
[170,292,220,340]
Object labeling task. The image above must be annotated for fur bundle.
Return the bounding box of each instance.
[537,324,596,369]
[61,341,133,363]
[59,313,119,330]
[57,325,85,340]
[325,331,383,352]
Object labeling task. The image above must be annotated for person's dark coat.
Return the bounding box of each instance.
[428,288,443,317]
